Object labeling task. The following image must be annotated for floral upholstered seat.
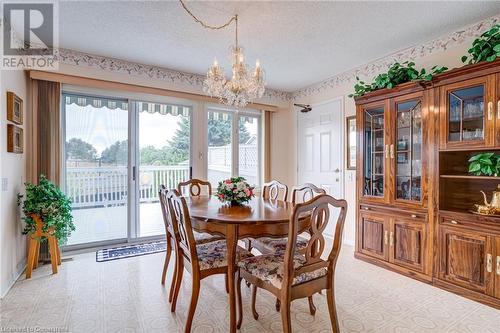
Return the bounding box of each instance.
[197,240,253,271]
[237,253,327,288]
[193,231,223,245]
[252,236,309,253]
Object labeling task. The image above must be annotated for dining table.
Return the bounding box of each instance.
[185,195,311,333]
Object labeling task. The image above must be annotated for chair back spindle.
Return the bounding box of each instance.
[159,185,174,236]
[291,183,326,204]
[166,190,198,266]
[284,194,347,283]
[177,178,212,197]
[262,180,288,201]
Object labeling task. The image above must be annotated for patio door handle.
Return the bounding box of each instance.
[132,166,136,181]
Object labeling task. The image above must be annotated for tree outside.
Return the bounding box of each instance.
[66,138,97,162]
[66,114,252,166]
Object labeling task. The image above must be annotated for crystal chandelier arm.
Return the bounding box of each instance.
[179,0,237,31]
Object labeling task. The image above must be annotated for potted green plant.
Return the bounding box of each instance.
[468,153,500,176]
[17,175,75,245]
[348,61,448,98]
[462,24,500,64]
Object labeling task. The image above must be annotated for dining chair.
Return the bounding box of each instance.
[246,180,288,254]
[251,183,327,312]
[236,194,347,333]
[252,183,326,255]
[166,189,254,333]
[176,179,225,244]
[158,186,222,301]
[177,178,212,197]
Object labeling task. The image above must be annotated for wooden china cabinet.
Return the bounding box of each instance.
[356,83,431,282]
[355,59,500,309]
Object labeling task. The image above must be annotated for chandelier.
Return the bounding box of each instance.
[180,1,266,108]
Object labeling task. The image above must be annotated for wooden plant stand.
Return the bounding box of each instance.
[25,215,61,279]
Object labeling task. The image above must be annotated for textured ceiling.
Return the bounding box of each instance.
[59,1,500,92]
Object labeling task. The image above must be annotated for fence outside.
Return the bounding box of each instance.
[66,145,258,209]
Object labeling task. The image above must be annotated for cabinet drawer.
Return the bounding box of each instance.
[360,204,427,222]
[439,212,500,234]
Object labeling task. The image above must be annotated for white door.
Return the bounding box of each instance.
[297,98,344,237]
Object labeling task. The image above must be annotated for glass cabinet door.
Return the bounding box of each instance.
[448,85,485,143]
[363,107,385,197]
[395,100,422,201]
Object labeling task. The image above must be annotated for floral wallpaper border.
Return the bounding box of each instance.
[57,48,292,102]
[57,15,499,102]
[292,15,500,99]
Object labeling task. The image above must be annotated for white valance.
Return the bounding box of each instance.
[137,102,191,116]
[64,95,129,110]
[64,94,192,116]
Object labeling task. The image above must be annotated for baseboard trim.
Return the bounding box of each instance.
[1,260,26,299]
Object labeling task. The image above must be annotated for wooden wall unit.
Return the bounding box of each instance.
[355,59,500,309]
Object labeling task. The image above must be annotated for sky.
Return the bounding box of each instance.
[65,103,257,155]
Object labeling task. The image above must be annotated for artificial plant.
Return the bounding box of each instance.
[348,61,448,98]
[461,24,500,64]
[468,152,500,176]
[17,175,75,245]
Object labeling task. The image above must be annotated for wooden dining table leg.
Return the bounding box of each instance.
[226,224,238,333]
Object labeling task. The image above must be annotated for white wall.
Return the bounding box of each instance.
[289,42,474,246]
[0,70,28,298]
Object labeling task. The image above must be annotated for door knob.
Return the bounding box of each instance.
[334,168,340,173]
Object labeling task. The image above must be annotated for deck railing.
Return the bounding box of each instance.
[66,145,258,209]
[66,165,189,208]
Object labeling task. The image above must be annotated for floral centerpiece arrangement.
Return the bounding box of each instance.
[216,176,255,206]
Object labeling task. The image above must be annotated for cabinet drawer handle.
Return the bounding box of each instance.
[384,230,388,245]
[487,254,493,273]
[497,100,500,120]
[488,102,493,121]
[385,144,389,159]
[389,231,394,246]
[363,207,370,211]
[411,214,417,218]
[450,220,459,225]
[390,144,395,159]
[496,256,500,276]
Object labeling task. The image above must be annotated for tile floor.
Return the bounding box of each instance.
[1,245,499,333]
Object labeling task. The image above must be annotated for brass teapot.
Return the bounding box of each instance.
[479,184,500,214]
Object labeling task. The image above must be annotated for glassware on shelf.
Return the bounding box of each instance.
[364,107,385,197]
[396,99,422,202]
[448,85,485,142]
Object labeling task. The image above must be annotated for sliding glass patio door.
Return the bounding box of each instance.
[63,93,130,246]
[63,93,194,246]
[135,101,192,237]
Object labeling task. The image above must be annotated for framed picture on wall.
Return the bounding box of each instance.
[7,124,23,154]
[7,91,23,125]
[346,115,356,170]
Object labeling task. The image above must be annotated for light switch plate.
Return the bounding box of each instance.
[1,178,8,192]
